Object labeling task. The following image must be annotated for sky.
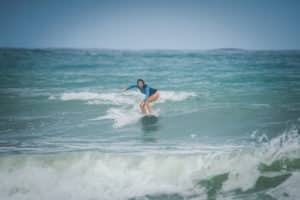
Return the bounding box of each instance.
[0,0,300,50]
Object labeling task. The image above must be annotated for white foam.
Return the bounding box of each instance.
[0,153,202,200]
[93,106,143,128]
[52,90,196,127]
[52,90,196,105]
[268,172,300,200]
[60,91,136,105]
[158,91,197,103]
[0,131,299,200]
[93,107,161,128]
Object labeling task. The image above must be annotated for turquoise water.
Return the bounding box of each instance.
[1,48,300,200]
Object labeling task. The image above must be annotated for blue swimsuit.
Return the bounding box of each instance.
[127,84,158,101]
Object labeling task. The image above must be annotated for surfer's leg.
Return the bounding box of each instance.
[147,91,160,103]
[144,92,160,114]
[145,101,152,114]
[139,101,147,114]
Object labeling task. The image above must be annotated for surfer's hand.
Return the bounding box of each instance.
[122,88,127,92]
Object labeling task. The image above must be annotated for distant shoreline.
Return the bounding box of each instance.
[1,47,300,52]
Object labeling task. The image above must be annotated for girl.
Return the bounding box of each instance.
[122,79,160,115]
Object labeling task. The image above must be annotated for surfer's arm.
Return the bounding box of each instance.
[144,86,150,101]
[127,84,138,90]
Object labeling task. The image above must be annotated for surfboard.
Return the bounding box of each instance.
[142,114,158,124]
[144,109,160,117]
[140,114,159,132]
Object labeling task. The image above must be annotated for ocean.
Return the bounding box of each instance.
[0,48,300,200]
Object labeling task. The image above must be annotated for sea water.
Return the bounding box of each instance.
[0,48,300,200]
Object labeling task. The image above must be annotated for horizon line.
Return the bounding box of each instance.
[1,46,300,51]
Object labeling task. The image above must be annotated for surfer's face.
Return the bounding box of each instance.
[137,81,144,88]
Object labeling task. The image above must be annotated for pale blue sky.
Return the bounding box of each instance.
[1,0,300,49]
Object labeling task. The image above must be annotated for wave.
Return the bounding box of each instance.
[50,90,196,105]
[0,131,299,200]
[50,90,196,127]
[91,107,146,128]
[92,107,161,128]
[56,91,136,105]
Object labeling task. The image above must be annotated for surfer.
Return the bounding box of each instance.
[122,79,160,115]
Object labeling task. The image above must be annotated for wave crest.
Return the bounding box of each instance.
[0,131,299,200]
[50,90,196,127]
[51,90,196,105]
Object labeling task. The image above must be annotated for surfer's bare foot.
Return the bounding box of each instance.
[139,102,147,114]
[145,109,151,115]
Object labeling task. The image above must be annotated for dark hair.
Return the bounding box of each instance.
[137,79,145,85]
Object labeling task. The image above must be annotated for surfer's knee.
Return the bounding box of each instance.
[140,102,145,107]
